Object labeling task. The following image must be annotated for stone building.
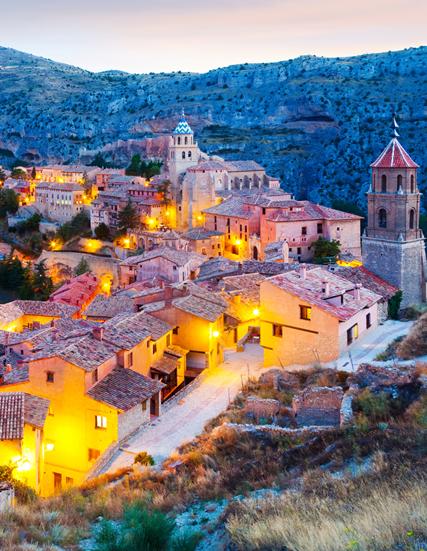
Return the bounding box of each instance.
[362,120,427,307]
[35,182,86,223]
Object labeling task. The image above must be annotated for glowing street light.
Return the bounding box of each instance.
[212,330,220,338]
[252,308,260,317]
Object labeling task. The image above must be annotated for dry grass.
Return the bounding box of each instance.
[227,472,427,551]
[397,312,427,359]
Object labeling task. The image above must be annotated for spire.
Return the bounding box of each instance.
[392,113,400,138]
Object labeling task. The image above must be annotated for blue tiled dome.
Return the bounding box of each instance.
[173,112,193,135]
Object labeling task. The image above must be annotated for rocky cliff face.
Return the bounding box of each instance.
[1,45,426,206]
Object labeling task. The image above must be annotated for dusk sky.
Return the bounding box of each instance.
[3,0,426,73]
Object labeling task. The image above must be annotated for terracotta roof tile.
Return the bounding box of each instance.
[0,392,49,440]
[87,367,164,410]
[371,138,419,169]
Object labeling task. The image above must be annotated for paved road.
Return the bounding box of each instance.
[102,344,264,472]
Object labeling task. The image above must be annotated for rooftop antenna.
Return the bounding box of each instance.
[392,113,400,138]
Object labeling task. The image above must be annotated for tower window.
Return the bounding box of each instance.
[185,136,188,144]
[410,175,415,193]
[182,151,186,159]
[177,137,181,145]
[397,175,403,189]
[409,209,415,230]
[188,151,192,158]
[381,175,387,193]
[378,208,387,228]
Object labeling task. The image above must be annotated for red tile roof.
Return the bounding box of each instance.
[0,392,49,440]
[371,138,419,169]
[266,267,381,321]
[87,367,164,410]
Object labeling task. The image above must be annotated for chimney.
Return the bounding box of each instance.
[321,279,330,297]
[299,264,307,280]
[164,285,174,307]
[93,326,104,341]
[51,328,58,342]
[354,283,362,301]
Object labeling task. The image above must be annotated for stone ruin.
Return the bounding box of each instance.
[292,386,344,427]
[348,363,417,390]
[259,368,300,391]
[244,396,281,422]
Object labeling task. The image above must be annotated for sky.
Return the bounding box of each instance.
[2,0,426,74]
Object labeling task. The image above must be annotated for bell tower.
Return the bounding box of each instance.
[168,111,200,183]
[362,117,426,307]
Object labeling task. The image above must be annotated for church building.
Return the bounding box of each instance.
[362,119,426,308]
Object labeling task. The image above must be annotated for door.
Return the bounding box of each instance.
[53,472,62,494]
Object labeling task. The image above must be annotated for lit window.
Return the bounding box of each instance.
[95,415,107,429]
[300,305,312,320]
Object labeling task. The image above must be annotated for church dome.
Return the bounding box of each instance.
[173,112,193,135]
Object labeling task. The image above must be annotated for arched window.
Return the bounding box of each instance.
[188,151,192,158]
[184,136,188,145]
[177,137,181,145]
[381,175,387,193]
[373,174,376,190]
[410,175,415,193]
[378,208,387,228]
[182,151,186,159]
[409,209,415,230]
[397,175,403,189]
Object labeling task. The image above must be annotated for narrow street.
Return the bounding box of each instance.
[102,344,265,472]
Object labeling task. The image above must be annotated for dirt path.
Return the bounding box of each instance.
[101,344,264,472]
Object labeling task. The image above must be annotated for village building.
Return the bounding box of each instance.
[0,300,78,332]
[203,191,362,262]
[48,272,100,312]
[119,247,206,286]
[362,119,427,307]
[260,265,381,366]
[182,227,225,257]
[95,169,126,191]
[0,392,49,493]
[34,182,86,223]
[0,315,168,495]
[33,165,100,184]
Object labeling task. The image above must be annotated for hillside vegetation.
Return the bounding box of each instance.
[0,46,427,207]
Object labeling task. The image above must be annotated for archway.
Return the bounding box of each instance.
[252,246,259,260]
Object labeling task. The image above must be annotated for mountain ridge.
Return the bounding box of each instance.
[1,44,426,207]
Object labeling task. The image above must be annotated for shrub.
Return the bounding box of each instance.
[133,452,155,467]
[354,389,391,422]
[396,313,427,359]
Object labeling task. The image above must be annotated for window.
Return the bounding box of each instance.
[152,343,157,354]
[301,226,307,235]
[347,324,359,346]
[378,208,387,228]
[95,415,107,429]
[188,151,192,158]
[65,477,74,486]
[366,313,371,329]
[300,305,312,320]
[173,326,179,335]
[381,175,387,192]
[397,174,403,189]
[410,174,415,193]
[53,472,62,493]
[317,223,323,234]
[272,324,283,337]
[142,400,147,412]
[88,448,100,461]
[46,371,54,383]
[409,209,415,230]
[297,247,302,255]
[128,352,133,367]
[232,245,238,255]
[184,136,188,145]
[177,137,181,145]
[262,208,266,215]
[91,369,98,385]
[182,151,186,159]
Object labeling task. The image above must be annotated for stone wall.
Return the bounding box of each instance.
[362,236,427,307]
[292,386,344,427]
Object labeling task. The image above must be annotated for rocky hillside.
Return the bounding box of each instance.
[1,45,427,206]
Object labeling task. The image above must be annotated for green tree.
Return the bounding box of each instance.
[74,257,90,276]
[95,223,111,241]
[118,200,138,232]
[57,211,91,242]
[18,262,36,299]
[15,213,41,235]
[31,260,53,300]
[90,153,111,169]
[312,237,341,264]
[126,154,141,176]
[11,167,28,180]
[0,189,19,217]
[140,159,162,179]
